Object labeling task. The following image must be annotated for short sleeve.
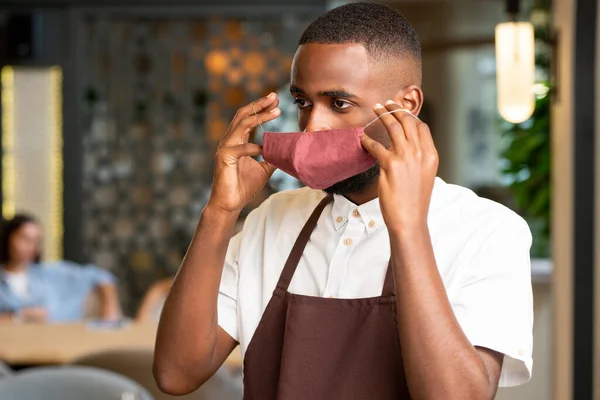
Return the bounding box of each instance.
[218,232,242,342]
[451,217,534,387]
[81,263,117,286]
[41,260,116,287]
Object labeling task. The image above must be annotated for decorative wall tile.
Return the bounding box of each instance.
[78,13,317,314]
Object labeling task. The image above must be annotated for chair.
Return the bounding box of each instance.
[0,361,14,379]
[84,287,123,320]
[0,365,153,400]
[135,278,172,322]
[70,348,243,400]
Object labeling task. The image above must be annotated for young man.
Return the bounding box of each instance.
[154,3,533,399]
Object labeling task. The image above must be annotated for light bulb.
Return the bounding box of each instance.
[495,21,535,123]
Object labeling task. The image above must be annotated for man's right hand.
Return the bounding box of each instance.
[207,93,280,213]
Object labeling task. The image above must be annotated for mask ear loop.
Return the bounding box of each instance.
[252,102,266,134]
[364,108,420,129]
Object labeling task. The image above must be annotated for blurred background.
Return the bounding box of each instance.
[0,0,596,399]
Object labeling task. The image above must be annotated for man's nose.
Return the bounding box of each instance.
[304,111,333,133]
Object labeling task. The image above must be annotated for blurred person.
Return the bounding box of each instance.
[155,3,533,399]
[0,214,120,323]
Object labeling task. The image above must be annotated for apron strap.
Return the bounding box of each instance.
[381,262,396,297]
[276,195,333,292]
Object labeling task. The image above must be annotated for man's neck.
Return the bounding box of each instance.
[343,183,379,205]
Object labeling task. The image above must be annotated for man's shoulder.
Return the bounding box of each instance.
[254,187,325,217]
[434,179,530,237]
[240,187,325,232]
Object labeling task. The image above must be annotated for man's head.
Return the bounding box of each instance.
[291,2,423,196]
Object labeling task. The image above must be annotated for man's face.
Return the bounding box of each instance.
[290,43,392,195]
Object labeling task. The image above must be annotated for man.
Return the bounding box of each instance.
[154,3,533,399]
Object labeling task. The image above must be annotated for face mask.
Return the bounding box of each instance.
[260,108,416,190]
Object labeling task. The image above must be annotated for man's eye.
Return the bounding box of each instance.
[293,98,311,109]
[332,100,352,110]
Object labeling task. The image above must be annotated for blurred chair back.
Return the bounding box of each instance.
[84,287,123,319]
[0,361,14,379]
[70,348,242,400]
[0,365,153,400]
[84,287,103,318]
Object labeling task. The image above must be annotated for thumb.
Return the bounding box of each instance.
[260,160,277,177]
[217,143,263,166]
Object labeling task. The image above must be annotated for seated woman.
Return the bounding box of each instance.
[0,214,120,323]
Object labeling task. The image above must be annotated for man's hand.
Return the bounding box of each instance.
[207,93,280,214]
[360,100,438,233]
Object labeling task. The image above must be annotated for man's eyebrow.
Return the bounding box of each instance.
[289,86,357,99]
[318,90,357,98]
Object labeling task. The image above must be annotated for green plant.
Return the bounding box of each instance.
[499,9,552,258]
[500,90,550,257]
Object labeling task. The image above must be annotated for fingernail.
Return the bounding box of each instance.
[267,92,276,98]
[270,108,280,113]
[385,100,395,105]
[374,103,384,109]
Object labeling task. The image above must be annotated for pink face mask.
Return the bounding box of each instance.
[261,108,415,189]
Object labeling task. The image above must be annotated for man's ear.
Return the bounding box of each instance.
[393,85,424,116]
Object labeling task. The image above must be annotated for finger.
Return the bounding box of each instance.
[360,132,390,163]
[373,103,406,149]
[417,121,438,158]
[384,100,420,148]
[229,92,278,129]
[223,106,281,146]
[250,97,280,131]
[264,98,280,113]
[221,94,278,145]
[217,143,264,166]
[221,95,278,146]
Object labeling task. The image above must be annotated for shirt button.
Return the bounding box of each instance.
[343,237,353,246]
[518,349,525,356]
[352,209,360,218]
[336,216,343,223]
[369,220,376,228]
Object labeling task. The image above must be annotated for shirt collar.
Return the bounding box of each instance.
[329,177,446,233]
[330,194,385,234]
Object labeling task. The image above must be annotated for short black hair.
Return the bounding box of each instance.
[0,214,41,264]
[299,2,421,63]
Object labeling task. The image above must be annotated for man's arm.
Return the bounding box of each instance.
[361,101,506,399]
[153,93,280,396]
[389,227,503,400]
[153,206,239,395]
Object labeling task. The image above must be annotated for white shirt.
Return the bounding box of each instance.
[5,271,30,299]
[218,177,534,387]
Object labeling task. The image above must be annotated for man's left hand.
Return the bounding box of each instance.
[360,100,438,233]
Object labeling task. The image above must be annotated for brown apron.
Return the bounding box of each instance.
[242,195,411,399]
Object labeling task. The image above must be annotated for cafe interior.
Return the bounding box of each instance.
[0,0,598,399]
